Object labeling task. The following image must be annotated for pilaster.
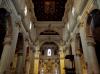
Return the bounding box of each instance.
[34,42,40,74]
[59,45,65,74]
[25,46,31,74]
[71,37,83,74]
[29,48,34,74]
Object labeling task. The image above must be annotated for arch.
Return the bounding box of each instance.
[40,40,59,48]
[87,9,100,28]
[16,33,24,53]
[40,42,59,55]
[40,42,59,50]
[0,8,11,58]
[39,41,60,74]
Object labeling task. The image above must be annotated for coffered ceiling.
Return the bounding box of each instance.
[32,0,67,21]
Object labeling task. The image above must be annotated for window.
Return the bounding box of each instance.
[47,49,51,56]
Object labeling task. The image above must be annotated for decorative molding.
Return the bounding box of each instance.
[76,49,82,57]
[87,37,96,46]
[17,53,23,56]
[3,37,11,45]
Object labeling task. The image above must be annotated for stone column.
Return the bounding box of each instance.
[79,22,100,74]
[65,46,72,69]
[0,35,12,74]
[29,47,34,74]
[59,45,65,74]
[34,44,40,74]
[86,18,100,73]
[79,24,93,74]
[25,47,30,74]
[71,38,82,74]
[0,22,19,74]
[16,33,24,74]
[87,37,100,74]
[16,50,24,74]
[23,38,29,74]
[25,44,34,74]
[25,60,30,74]
[75,49,83,74]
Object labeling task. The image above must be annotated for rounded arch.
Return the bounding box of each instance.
[15,33,24,53]
[40,40,59,49]
[86,9,100,40]
[40,42,59,50]
[40,41,59,56]
[0,8,10,19]
[87,9,100,28]
[0,8,13,35]
[39,41,60,74]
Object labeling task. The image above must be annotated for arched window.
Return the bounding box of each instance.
[47,49,51,56]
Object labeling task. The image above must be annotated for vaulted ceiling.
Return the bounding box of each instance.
[32,0,67,21]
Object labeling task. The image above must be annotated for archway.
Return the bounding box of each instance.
[39,42,60,74]
[87,9,100,66]
[0,8,10,59]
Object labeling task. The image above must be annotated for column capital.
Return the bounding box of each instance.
[34,50,40,58]
[35,49,40,53]
[17,49,23,55]
[34,57,39,59]
[3,36,11,45]
[76,49,82,56]
[87,37,96,46]
[15,15,21,23]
